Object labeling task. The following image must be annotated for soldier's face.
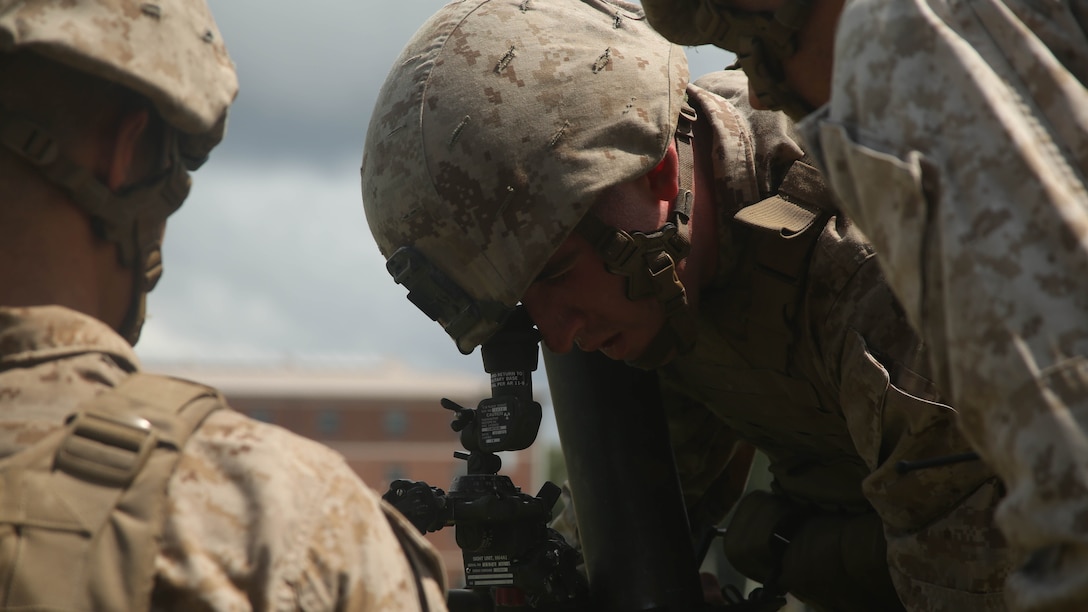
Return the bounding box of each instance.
[743,0,840,113]
[686,0,835,114]
[521,233,666,363]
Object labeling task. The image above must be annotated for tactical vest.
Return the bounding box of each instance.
[0,373,223,611]
[673,159,906,610]
[0,374,441,612]
[677,158,874,503]
[723,158,831,373]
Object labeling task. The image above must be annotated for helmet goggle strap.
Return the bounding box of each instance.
[576,104,700,369]
[385,246,514,355]
[704,0,816,120]
[0,108,191,343]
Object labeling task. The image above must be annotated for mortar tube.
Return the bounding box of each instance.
[543,347,704,611]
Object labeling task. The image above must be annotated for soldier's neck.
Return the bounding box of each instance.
[0,193,131,331]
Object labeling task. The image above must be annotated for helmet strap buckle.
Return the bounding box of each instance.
[574,104,703,368]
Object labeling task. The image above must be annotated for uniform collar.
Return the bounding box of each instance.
[0,305,140,371]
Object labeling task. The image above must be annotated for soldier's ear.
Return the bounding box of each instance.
[646,140,680,203]
[105,109,150,192]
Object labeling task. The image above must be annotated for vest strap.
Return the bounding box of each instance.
[0,372,224,611]
[724,158,834,371]
[575,103,702,369]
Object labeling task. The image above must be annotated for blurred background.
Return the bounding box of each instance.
[137,0,736,588]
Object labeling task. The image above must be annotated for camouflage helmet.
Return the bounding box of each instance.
[0,0,238,165]
[0,0,238,343]
[362,0,689,354]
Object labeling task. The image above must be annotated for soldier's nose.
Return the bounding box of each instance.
[527,306,584,355]
[522,287,582,354]
[539,314,583,354]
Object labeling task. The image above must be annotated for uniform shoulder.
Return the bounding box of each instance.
[804,216,881,328]
[159,408,448,610]
[124,370,345,469]
[184,407,351,477]
[691,70,751,104]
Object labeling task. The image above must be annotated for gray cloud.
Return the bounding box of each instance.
[207,1,450,161]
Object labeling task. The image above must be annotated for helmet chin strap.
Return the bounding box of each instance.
[0,108,189,344]
[576,104,700,369]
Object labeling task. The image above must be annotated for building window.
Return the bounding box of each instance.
[384,410,408,438]
[385,463,407,484]
[316,410,340,435]
[249,409,274,424]
[451,458,468,481]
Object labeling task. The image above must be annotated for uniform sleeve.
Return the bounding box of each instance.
[796,0,1088,608]
[152,410,448,612]
[806,216,1012,610]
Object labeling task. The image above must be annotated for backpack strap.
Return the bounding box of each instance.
[720,159,834,371]
[0,373,223,611]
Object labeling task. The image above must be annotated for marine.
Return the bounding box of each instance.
[640,0,1088,608]
[0,1,448,609]
[360,0,1014,608]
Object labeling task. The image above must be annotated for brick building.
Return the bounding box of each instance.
[150,361,549,587]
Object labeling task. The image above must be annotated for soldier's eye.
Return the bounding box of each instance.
[534,252,578,284]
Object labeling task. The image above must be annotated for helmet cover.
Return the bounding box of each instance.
[0,0,239,164]
[362,0,689,352]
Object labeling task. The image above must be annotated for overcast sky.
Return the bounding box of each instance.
[136,1,736,385]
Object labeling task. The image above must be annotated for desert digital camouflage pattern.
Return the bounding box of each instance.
[791,0,1088,609]
[659,71,1012,610]
[362,0,688,353]
[0,306,449,611]
[0,0,238,158]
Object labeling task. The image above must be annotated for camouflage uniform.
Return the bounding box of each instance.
[359,0,1014,608]
[791,0,1088,608]
[0,305,449,611]
[652,70,1012,611]
[1,1,449,610]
